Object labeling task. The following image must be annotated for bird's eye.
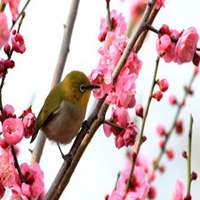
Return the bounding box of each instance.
[80,84,85,93]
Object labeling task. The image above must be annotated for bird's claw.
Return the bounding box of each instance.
[81,120,90,129]
[62,153,73,163]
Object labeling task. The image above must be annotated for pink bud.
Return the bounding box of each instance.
[157,79,169,92]
[148,186,157,199]
[3,43,11,55]
[166,149,175,160]
[156,124,166,137]
[159,165,165,173]
[192,53,200,66]
[175,120,184,134]
[152,91,163,101]
[0,138,9,149]
[11,33,26,54]
[135,104,143,118]
[168,94,177,105]
[159,24,170,36]
[159,139,165,149]
[191,171,198,181]
[4,104,15,118]
[3,59,15,69]
[182,151,187,159]
[2,118,24,145]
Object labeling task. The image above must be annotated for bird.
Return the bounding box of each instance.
[30,70,99,145]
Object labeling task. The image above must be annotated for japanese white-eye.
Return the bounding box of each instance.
[30,71,99,144]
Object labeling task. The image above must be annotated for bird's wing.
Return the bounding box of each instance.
[30,86,62,143]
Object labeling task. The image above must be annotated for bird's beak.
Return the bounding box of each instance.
[84,84,100,90]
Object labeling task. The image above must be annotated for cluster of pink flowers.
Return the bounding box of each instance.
[0,149,45,200]
[90,10,142,148]
[156,25,199,64]
[0,105,44,199]
[106,154,156,200]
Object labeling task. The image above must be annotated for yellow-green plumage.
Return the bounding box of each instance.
[31,71,93,144]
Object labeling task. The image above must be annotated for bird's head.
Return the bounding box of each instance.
[61,71,99,107]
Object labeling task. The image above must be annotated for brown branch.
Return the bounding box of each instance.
[153,73,197,171]
[30,0,81,164]
[44,1,159,199]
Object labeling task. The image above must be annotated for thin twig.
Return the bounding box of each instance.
[153,73,197,171]
[11,0,31,30]
[104,119,124,131]
[44,1,158,199]
[106,0,112,31]
[186,115,193,196]
[31,0,81,164]
[126,56,160,192]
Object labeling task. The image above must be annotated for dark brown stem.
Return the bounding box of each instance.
[106,0,112,31]
[11,145,25,183]
[31,0,81,164]
[44,1,158,199]
[104,119,124,131]
[153,73,196,171]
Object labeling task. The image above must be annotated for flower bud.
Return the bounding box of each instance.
[157,79,169,92]
[156,124,166,137]
[168,94,177,105]
[152,91,163,101]
[135,104,143,118]
[166,149,175,160]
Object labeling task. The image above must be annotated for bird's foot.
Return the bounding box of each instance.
[81,120,90,129]
[62,153,73,163]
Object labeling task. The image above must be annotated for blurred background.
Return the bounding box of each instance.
[1,0,200,199]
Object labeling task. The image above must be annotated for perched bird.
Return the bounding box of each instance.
[30,71,99,144]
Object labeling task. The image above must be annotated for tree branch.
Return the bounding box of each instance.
[30,0,81,163]
[44,1,159,199]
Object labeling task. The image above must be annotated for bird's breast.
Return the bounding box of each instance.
[42,101,85,144]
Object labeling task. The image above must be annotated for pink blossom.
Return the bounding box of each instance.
[130,0,146,23]
[10,185,28,200]
[0,12,10,47]
[156,34,176,62]
[103,107,138,148]
[20,162,45,200]
[0,149,18,187]
[172,180,185,200]
[11,33,26,54]
[166,149,175,160]
[175,27,199,64]
[157,79,169,92]
[22,111,36,138]
[0,59,6,78]
[2,118,24,145]
[148,186,157,199]
[2,0,20,21]
[106,69,137,108]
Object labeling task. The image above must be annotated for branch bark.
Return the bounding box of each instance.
[44,1,160,199]
[31,0,81,163]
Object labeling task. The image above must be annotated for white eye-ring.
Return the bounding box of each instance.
[80,84,85,93]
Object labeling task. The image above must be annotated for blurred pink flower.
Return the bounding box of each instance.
[0,12,10,47]
[156,124,166,137]
[0,149,18,187]
[172,180,185,200]
[168,94,177,105]
[2,118,24,145]
[10,185,29,200]
[20,162,45,200]
[2,0,20,21]
[11,33,26,54]
[175,27,199,64]
[22,111,36,138]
